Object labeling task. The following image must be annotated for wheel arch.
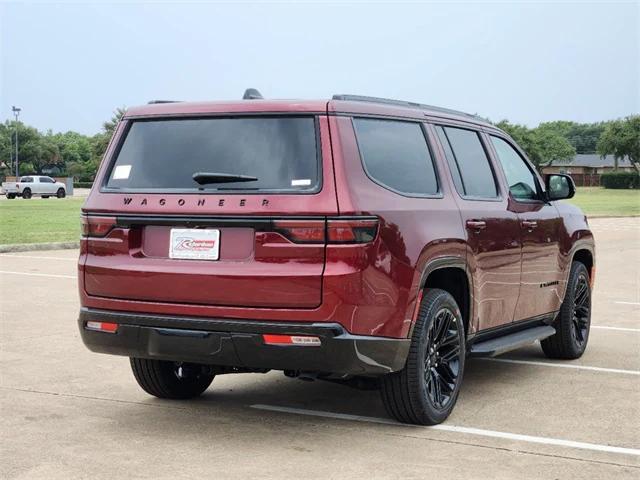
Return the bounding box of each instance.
[415,257,473,337]
[572,248,594,278]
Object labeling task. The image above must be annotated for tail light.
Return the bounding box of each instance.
[272,217,378,244]
[327,218,378,244]
[272,220,325,243]
[81,216,117,238]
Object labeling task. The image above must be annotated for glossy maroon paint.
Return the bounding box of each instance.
[79,98,595,340]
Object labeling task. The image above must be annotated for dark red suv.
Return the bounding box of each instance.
[78,92,595,425]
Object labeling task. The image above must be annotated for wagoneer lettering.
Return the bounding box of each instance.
[78,92,595,425]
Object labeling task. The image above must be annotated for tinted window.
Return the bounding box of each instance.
[435,126,464,195]
[106,117,318,192]
[439,127,497,198]
[353,118,438,195]
[40,177,54,183]
[491,136,539,201]
[20,177,33,183]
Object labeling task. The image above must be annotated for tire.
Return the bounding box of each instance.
[130,358,214,399]
[22,188,32,199]
[56,188,66,198]
[6,193,16,199]
[381,288,466,425]
[541,261,591,359]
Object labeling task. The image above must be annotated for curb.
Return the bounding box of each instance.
[0,241,80,253]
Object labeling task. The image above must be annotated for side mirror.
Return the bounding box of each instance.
[545,174,575,201]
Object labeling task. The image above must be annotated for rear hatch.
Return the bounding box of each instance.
[82,113,339,309]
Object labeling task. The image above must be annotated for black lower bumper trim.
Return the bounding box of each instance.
[78,308,410,376]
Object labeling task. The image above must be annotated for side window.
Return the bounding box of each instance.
[490,136,539,201]
[353,118,439,196]
[435,126,464,195]
[437,126,498,198]
[40,177,54,183]
[20,177,33,183]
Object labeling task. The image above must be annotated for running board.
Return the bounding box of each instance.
[469,325,556,357]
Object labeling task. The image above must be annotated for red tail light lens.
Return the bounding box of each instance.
[327,218,378,244]
[272,218,379,244]
[272,220,325,243]
[81,216,117,238]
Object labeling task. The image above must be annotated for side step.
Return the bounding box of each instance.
[469,325,556,357]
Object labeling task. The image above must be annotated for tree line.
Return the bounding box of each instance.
[497,116,639,171]
[0,108,125,181]
[0,109,638,181]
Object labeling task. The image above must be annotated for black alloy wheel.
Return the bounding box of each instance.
[541,261,592,359]
[424,307,463,410]
[381,288,466,425]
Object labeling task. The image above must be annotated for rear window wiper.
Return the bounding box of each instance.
[192,172,258,185]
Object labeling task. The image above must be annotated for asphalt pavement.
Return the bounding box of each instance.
[1,217,638,479]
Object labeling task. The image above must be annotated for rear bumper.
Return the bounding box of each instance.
[78,308,410,376]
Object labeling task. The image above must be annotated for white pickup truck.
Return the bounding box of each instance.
[1,176,67,199]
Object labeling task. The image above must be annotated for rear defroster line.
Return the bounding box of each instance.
[250,404,640,457]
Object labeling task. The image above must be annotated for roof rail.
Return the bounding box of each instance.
[147,100,182,104]
[331,94,486,122]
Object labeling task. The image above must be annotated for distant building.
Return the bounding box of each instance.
[542,154,635,186]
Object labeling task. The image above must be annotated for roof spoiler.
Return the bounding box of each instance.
[147,100,182,104]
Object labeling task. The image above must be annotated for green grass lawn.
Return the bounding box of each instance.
[0,187,637,246]
[566,187,640,217]
[0,197,85,245]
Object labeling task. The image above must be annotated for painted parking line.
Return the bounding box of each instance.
[614,301,640,306]
[0,254,76,261]
[592,325,640,332]
[250,404,640,456]
[0,270,76,279]
[481,358,640,376]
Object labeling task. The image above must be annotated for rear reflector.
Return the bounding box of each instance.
[81,216,117,238]
[85,321,118,333]
[263,334,321,346]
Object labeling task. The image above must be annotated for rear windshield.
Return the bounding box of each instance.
[105,117,319,192]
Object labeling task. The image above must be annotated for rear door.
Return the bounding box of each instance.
[433,125,522,331]
[82,115,338,309]
[488,135,564,321]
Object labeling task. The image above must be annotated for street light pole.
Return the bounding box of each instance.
[12,106,21,178]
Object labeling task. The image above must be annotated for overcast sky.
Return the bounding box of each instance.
[1,1,638,134]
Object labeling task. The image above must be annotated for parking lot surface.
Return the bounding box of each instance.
[1,217,639,479]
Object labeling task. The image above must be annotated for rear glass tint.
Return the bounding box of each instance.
[105,117,319,192]
[353,118,439,196]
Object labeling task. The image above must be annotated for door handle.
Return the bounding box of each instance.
[466,220,487,232]
[521,220,538,230]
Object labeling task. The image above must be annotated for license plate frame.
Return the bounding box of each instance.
[169,228,220,260]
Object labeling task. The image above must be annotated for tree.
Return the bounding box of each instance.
[537,121,609,154]
[0,121,60,175]
[102,107,127,136]
[533,128,576,166]
[496,120,575,170]
[597,116,640,171]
